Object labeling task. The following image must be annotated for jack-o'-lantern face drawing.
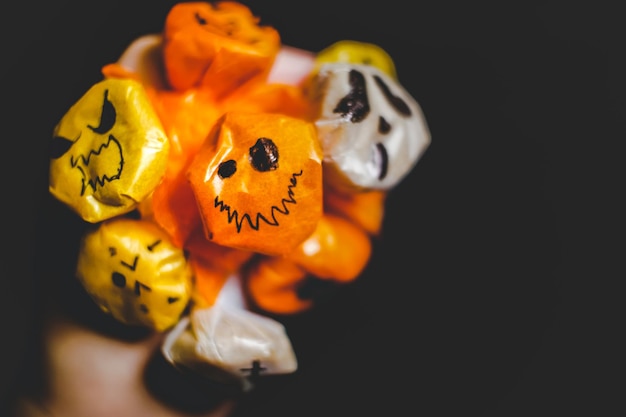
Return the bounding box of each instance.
[49,78,169,223]
[311,63,431,192]
[163,1,280,95]
[188,112,323,255]
[75,218,193,331]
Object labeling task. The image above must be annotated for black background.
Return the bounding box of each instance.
[1,1,623,416]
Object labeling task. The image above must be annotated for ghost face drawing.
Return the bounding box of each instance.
[311,63,431,193]
[49,78,169,223]
[75,218,193,331]
[188,112,323,255]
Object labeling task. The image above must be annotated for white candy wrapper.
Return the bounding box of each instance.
[162,302,298,392]
[114,33,167,90]
[311,63,431,192]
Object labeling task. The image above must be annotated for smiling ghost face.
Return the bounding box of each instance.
[49,78,169,223]
[311,63,431,193]
[76,218,193,331]
[188,112,323,255]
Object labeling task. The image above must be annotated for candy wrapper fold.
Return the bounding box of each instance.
[306,62,431,193]
[47,0,432,393]
[49,78,170,223]
[162,303,298,392]
[75,218,193,332]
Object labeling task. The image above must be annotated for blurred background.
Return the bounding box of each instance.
[2,0,622,416]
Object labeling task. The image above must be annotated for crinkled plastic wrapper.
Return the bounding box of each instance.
[47,0,431,393]
[162,303,297,392]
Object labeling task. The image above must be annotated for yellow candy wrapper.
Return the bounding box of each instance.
[49,78,170,223]
[46,0,432,391]
[75,218,193,332]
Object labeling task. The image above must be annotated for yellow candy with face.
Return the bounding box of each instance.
[315,40,397,79]
[49,78,170,223]
[76,218,193,331]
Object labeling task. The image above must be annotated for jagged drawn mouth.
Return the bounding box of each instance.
[213,170,303,233]
[69,135,124,196]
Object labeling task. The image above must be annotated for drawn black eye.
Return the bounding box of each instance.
[378,116,391,134]
[112,272,126,288]
[194,12,207,25]
[50,135,75,159]
[373,75,411,116]
[147,240,162,252]
[249,138,279,172]
[218,160,237,178]
[333,69,370,123]
[88,89,117,134]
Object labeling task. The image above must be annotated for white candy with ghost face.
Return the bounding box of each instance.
[312,63,431,192]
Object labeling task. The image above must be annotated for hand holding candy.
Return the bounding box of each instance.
[47,0,431,391]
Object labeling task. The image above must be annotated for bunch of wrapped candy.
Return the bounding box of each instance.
[48,1,431,392]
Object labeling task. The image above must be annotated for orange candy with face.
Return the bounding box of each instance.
[43,5,440,393]
[188,111,324,256]
[163,1,281,97]
[53,2,431,326]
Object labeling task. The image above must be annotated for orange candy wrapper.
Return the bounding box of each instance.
[163,1,281,97]
[48,0,431,390]
[187,111,323,255]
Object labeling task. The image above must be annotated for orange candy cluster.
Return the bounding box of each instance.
[52,1,403,329]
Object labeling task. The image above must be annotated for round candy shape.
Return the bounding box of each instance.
[243,214,372,315]
[244,256,312,314]
[75,218,193,331]
[188,111,323,255]
[49,78,169,223]
[288,213,372,282]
